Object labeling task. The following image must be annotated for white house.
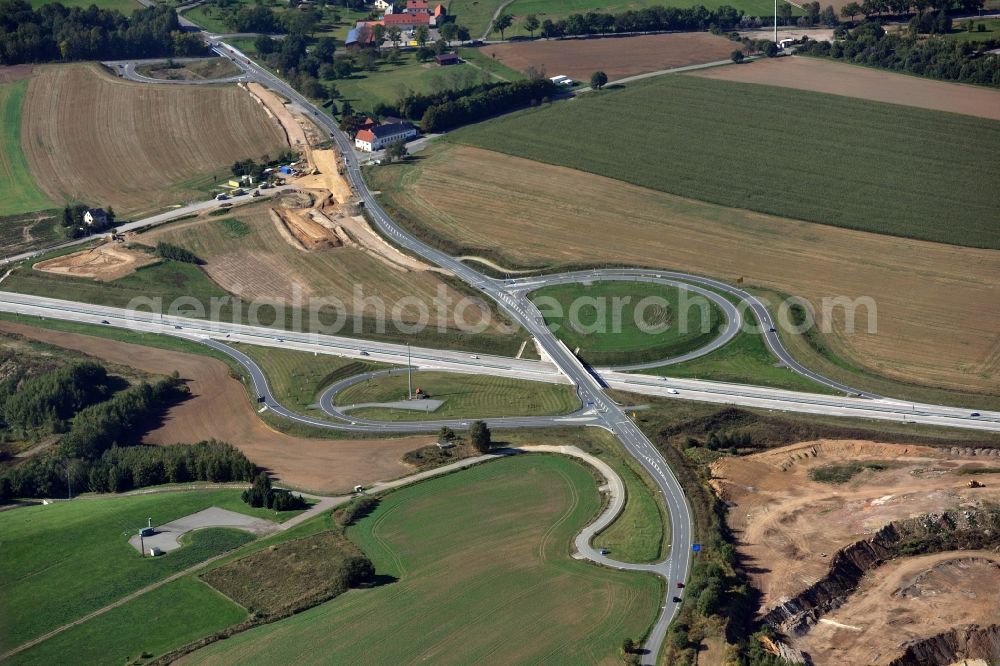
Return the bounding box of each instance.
[374,0,391,10]
[355,122,419,152]
[83,208,108,226]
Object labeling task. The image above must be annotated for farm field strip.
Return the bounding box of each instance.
[449,73,1000,249]
[690,55,1000,121]
[0,80,54,217]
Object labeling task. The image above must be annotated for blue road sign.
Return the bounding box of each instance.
[691,544,702,552]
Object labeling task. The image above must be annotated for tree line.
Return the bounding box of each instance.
[532,4,745,39]
[800,21,1000,87]
[2,362,112,436]
[0,1,207,65]
[155,241,203,265]
[242,471,308,511]
[420,79,556,133]
[0,439,257,500]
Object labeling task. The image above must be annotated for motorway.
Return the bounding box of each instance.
[3,37,997,665]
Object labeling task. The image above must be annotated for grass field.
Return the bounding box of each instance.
[183,455,661,664]
[334,51,490,114]
[0,490,270,652]
[368,143,1000,401]
[136,59,242,81]
[334,370,580,420]
[9,575,246,666]
[457,47,527,81]
[643,300,835,394]
[181,4,234,33]
[946,18,1000,41]
[593,454,666,562]
[0,80,54,217]
[450,74,1000,249]
[233,344,384,414]
[530,281,724,366]
[21,63,286,218]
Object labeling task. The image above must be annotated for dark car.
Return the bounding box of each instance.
[672,596,682,603]
[971,412,981,417]
[100,319,110,325]
[676,582,685,589]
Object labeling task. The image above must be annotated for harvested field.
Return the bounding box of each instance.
[33,243,158,281]
[486,33,739,82]
[0,65,34,82]
[21,64,287,218]
[371,144,1000,397]
[793,551,1000,665]
[709,439,1000,612]
[691,56,1000,121]
[142,206,486,331]
[0,321,429,494]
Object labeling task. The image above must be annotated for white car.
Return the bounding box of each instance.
[470,354,480,359]
[667,388,679,395]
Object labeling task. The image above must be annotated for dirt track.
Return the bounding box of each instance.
[691,56,1000,121]
[0,322,429,494]
[486,33,739,82]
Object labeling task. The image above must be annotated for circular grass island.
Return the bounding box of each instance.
[528,281,726,367]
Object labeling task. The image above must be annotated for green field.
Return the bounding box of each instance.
[0,80,55,217]
[593,453,666,562]
[530,281,724,366]
[234,344,384,414]
[335,51,490,114]
[9,577,246,666]
[334,370,580,420]
[183,455,661,664]
[945,18,1000,41]
[450,74,1000,249]
[0,490,272,652]
[181,4,234,33]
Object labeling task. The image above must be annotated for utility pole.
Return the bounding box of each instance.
[406,343,412,400]
[774,0,778,43]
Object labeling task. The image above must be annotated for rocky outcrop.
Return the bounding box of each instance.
[764,509,1000,636]
[888,624,1000,666]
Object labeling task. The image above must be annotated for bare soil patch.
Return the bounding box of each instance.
[21,64,287,218]
[136,58,241,81]
[794,552,1000,665]
[709,440,1000,612]
[485,33,739,82]
[691,56,1000,121]
[33,243,157,281]
[0,322,429,494]
[383,144,1000,394]
[246,82,311,152]
[0,65,34,82]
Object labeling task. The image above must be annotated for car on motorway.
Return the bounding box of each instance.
[359,350,369,356]
[971,412,981,417]
[100,319,110,325]
[599,548,609,555]
[174,325,182,329]
[672,596,683,603]
[676,582,685,588]
[470,354,480,359]
[667,388,679,395]
[768,326,776,333]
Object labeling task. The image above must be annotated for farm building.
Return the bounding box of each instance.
[382,12,431,29]
[436,52,459,66]
[355,122,419,151]
[83,208,107,226]
[404,0,445,20]
[346,24,378,49]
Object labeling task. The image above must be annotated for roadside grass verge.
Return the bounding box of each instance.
[333,370,580,420]
[529,280,724,366]
[449,74,1000,249]
[0,80,55,217]
[177,455,662,664]
[0,490,267,652]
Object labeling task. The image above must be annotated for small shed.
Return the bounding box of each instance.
[278,166,294,175]
[435,53,459,66]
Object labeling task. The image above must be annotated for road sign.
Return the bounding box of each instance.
[691,544,702,552]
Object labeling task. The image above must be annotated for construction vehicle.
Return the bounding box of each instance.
[969,480,985,488]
